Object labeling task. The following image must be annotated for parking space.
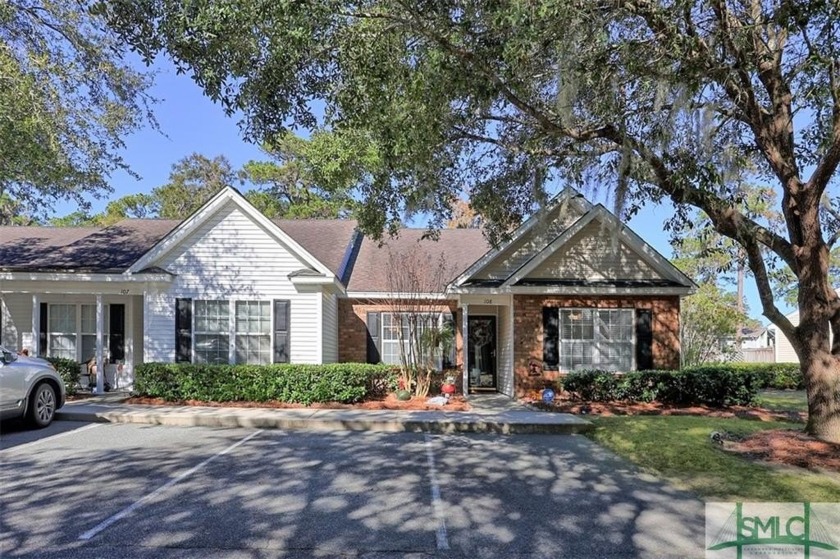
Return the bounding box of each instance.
[0,423,705,558]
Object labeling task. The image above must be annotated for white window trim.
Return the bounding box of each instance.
[380,311,448,369]
[47,303,111,362]
[556,308,636,372]
[192,299,275,365]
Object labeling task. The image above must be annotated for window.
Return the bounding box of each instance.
[380,313,443,367]
[81,305,110,362]
[557,308,634,371]
[235,301,271,364]
[48,304,76,360]
[194,300,230,364]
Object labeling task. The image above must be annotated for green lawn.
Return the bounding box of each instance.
[587,415,840,502]
[755,389,808,412]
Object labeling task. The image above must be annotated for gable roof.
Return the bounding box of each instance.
[502,205,695,289]
[452,187,592,287]
[128,187,336,278]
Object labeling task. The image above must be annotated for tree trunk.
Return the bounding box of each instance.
[802,348,840,444]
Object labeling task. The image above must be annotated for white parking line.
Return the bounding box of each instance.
[0,423,104,454]
[79,429,263,541]
[424,433,449,551]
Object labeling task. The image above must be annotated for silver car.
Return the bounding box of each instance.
[0,346,66,427]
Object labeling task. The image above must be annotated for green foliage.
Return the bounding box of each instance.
[560,364,804,407]
[134,362,396,404]
[0,0,156,223]
[561,364,803,407]
[677,282,751,366]
[46,357,81,396]
[153,154,240,219]
[241,130,368,220]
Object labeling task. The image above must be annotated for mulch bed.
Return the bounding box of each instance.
[524,398,807,423]
[724,429,840,472]
[123,393,471,412]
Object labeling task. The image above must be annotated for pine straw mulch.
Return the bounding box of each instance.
[524,396,839,474]
[722,429,840,473]
[123,393,471,412]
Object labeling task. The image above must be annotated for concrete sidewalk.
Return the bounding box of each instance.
[56,395,592,434]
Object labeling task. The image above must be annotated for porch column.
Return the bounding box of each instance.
[461,303,469,396]
[95,295,105,394]
[31,294,40,355]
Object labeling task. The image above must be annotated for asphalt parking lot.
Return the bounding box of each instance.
[0,422,705,558]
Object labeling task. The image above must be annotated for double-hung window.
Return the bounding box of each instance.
[48,304,76,360]
[380,312,444,367]
[555,308,634,371]
[235,301,271,364]
[194,300,230,364]
[189,299,278,365]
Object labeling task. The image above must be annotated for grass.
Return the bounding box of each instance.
[587,415,840,502]
[755,389,808,412]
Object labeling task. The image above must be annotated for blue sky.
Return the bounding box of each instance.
[64,57,776,322]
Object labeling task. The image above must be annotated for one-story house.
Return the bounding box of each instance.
[0,187,696,396]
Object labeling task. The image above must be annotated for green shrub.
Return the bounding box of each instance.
[134,362,397,404]
[562,365,766,407]
[46,357,81,396]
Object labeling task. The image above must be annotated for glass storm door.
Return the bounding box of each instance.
[467,316,496,391]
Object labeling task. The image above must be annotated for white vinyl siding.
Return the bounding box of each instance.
[497,304,513,396]
[1,293,31,349]
[143,201,323,363]
[475,204,584,281]
[321,292,338,363]
[527,221,659,281]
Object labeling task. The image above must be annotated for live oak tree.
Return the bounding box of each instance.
[105,1,840,442]
[0,0,156,223]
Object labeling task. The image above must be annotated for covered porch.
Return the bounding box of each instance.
[0,272,170,392]
[457,294,514,396]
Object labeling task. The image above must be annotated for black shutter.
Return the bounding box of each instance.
[636,309,653,370]
[175,298,192,363]
[366,312,381,363]
[542,307,559,369]
[109,304,126,362]
[273,300,290,363]
[39,303,48,357]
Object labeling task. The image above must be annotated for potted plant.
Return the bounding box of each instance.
[441,373,457,400]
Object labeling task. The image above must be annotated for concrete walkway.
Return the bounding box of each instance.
[56,393,592,434]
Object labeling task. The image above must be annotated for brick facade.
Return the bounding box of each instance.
[339,294,681,398]
[512,295,681,396]
[338,298,462,367]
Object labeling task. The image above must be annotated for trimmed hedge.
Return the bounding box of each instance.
[563,367,760,407]
[46,357,81,396]
[134,362,397,404]
[561,363,804,408]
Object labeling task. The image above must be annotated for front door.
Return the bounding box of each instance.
[467,315,496,391]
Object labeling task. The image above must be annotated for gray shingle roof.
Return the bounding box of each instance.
[0,217,491,290]
[0,220,180,273]
[346,228,490,292]
[272,219,359,277]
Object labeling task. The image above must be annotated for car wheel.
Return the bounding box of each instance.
[28,383,57,428]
